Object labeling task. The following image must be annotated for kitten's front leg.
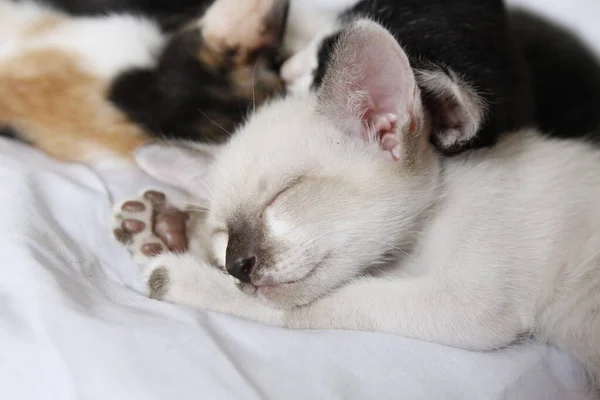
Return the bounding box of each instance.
[112,191,521,348]
[286,276,524,351]
[112,189,284,325]
[144,254,285,325]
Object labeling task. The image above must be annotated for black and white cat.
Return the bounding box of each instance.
[283,0,600,153]
[283,0,537,155]
[113,19,600,390]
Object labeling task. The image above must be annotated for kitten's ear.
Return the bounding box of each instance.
[135,141,219,198]
[317,20,427,164]
[415,68,486,154]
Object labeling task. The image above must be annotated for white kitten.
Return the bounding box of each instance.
[116,19,600,388]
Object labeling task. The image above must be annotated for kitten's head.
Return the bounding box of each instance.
[138,20,443,308]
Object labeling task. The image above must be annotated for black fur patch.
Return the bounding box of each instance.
[312,1,600,153]
[311,32,341,91]
[0,126,29,144]
[36,0,215,31]
[509,9,600,140]
[109,28,255,143]
[0,126,19,140]
[336,0,534,154]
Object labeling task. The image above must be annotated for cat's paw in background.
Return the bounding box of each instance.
[112,189,189,264]
[280,45,317,94]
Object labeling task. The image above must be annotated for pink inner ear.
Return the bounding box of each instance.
[319,20,426,160]
[365,101,421,160]
[372,113,406,160]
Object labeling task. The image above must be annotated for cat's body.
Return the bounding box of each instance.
[0,0,287,165]
[33,0,215,31]
[113,20,600,390]
[0,0,159,164]
[509,8,600,139]
[3,0,600,165]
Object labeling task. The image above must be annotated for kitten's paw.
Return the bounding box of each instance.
[143,253,234,304]
[143,254,286,327]
[112,190,189,264]
[280,46,316,94]
[145,259,175,301]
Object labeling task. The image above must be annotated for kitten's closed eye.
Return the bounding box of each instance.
[263,187,289,212]
[261,176,306,216]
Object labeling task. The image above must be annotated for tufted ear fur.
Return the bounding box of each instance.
[316,19,488,158]
[316,19,428,164]
[415,66,487,154]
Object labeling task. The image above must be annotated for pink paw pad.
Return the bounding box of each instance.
[113,190,191,263]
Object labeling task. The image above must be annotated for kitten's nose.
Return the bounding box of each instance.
[227,256,256,283]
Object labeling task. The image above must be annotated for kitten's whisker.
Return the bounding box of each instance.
[186,207,210,214]
[166,200,210,212]
[197,179,216,200]
[252,59,259,115]
[176,173,216,201]
[365,238,409,256]
[198,109,232,137]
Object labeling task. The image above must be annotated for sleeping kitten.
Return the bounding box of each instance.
[113,20,600,388]
[0,0,286,164]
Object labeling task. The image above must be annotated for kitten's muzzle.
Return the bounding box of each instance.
[227,256,256,284]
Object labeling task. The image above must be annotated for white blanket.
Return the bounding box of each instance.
[1,1,599,398]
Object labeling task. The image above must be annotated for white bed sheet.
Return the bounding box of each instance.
[1,1,599,399]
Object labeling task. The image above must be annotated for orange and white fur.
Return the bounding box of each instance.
[0,0,287,167]
[0,0,160,165]
[112,20,600,390]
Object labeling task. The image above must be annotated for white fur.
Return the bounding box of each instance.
[133,102,600,384]
[145,253,285,325]
[280,0,367,94]
[126,20,600,388]
[414,68,487,146]
[281,1,343,94]
[280,38,324,94]
[283,0,351,53]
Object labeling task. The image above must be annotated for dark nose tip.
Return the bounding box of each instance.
[227,256,256,283]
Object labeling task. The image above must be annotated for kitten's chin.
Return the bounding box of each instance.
[255,281,325,310]
[237,273,322,309]
[237,256,344,309]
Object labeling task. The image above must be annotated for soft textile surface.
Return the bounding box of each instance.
[1,1,599,399]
